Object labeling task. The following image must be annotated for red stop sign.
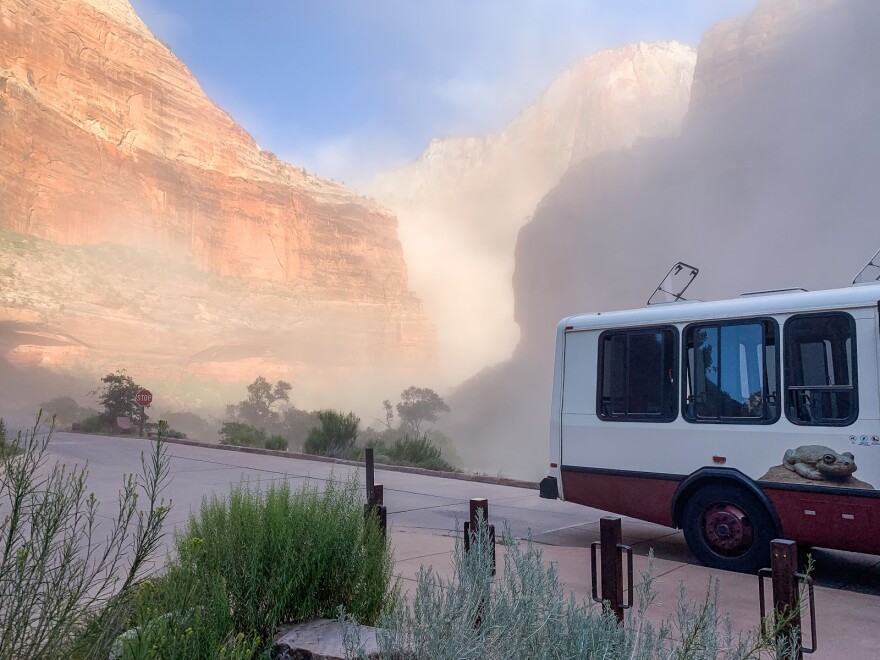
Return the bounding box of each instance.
[135,389,153,407]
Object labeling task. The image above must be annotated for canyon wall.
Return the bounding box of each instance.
[0,0,435,414]
[450,0,880,477]
[371,42,696,383]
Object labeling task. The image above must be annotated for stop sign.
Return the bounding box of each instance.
[135,389,153,407]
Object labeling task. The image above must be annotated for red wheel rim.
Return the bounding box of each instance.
[701,502,754,557]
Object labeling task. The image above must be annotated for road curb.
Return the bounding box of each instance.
[159,436,539,490]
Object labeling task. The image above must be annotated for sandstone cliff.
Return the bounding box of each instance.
[450,0,880,477]
[370,42,696,383]
[0,0,435,412]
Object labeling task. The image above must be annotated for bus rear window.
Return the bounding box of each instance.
[597,326,677,422]
[683,319,779,424]
[784,313,857,426]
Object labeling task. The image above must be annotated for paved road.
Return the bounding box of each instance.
[31,431,880,657]
[42,431,880,593]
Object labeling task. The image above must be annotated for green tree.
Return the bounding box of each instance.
[303,410,359,457]
[226,376,291,430]
[394,386,450,436]
[91,370,145,424]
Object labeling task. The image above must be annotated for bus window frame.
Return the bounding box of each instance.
[595,324,679,423]
[783,311,859,427]
[681,316,781,426]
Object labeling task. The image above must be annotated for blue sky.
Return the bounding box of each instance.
[131,0,754,186]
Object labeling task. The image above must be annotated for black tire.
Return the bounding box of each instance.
[682,483,777,573]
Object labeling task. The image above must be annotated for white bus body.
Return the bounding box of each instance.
[541,284,880,572]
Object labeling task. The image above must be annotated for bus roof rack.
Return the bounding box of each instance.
[853,247,880,285]
[647,262,699,306]
[740,287,809,297]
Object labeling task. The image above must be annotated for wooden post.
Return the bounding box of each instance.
[771,540,802,659]
[373,483,383,506]
[365,447,375,506]
[600,516,624,623]
[469,498,488,534]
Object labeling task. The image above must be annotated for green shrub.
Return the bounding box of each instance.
[0,418,19,460]
[376,435,459,472]
[303,410,359,458]
[80,414,105,433]
[116,568,261,660]
[264,434,289,451]
[172,478,396,644]
[0,414,171,658]
[344,520,784,660]
[218,422,266,448]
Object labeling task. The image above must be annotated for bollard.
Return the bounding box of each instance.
[759,539,817,658]
[462,497,496,628]
[463,498,496,575]
[373,484,387,537]
[363,448,387,537]
[365,447,375,506]
[590,516,633,624]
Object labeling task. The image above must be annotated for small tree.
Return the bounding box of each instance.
[39,396,97,427]
[226,376,291,431]
[303,410,359,458]
[394,386,450,436]
[91,370,144,424]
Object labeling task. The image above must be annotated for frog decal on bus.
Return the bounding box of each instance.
[783,445,856,481]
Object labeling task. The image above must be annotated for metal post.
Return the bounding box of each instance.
[365,447,375,506]
[759,539,816,658]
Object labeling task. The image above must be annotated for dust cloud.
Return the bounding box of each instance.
[443,0,880,479]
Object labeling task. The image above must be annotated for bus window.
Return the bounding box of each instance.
[784,313,858,426]
[684,319,779,423]
[596,326,677,422]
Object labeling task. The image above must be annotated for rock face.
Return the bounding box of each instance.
[370,42,696,383]
[0,0,435,411]
[450,0,880,477]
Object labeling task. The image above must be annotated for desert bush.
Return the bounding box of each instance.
[303,410,359,458]
[264,434,289,451]
[168,477,395,645]
[38,396,98,427]
[161,411,213,440]
[80,413,106,433]
[344,519,788,660]
[280,407,320,449]
[0,414,171,658]
[218,422,267,448]
[0,418,18,460]
[376,435,459,472]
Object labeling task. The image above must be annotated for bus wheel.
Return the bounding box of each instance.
[682,484,775,573]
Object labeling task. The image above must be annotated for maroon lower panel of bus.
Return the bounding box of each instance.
[763,487,880,555]
[561,467,880,554]
[560,468,680,527]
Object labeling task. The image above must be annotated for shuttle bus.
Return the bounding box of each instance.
[540,281,880,572]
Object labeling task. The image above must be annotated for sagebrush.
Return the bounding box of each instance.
[0,414,171,658]
[344,518,796,659]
